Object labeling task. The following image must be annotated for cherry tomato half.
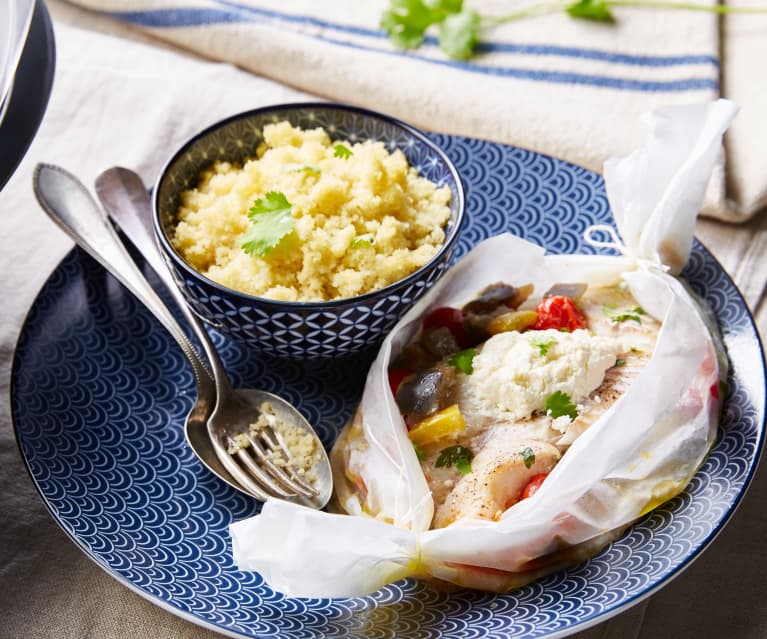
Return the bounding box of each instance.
[520,473,549,500]
[423,307,471,347]
[533,296,587,332]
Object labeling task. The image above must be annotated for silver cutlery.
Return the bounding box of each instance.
[33,163,332,509]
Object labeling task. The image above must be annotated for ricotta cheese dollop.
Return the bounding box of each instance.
[465,329,625,421]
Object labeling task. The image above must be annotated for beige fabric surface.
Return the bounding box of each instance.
[66,0,766,222]
[1,1,766,638]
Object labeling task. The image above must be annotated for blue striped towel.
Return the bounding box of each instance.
[69,0,766,220]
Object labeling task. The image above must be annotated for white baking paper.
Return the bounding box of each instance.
[229,99,737,598]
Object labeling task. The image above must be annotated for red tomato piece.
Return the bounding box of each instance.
[520,473,549,500]
[388,368,413,396]
[533,296,587,332]
[423,306,471,347]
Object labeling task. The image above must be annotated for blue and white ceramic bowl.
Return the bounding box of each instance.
[152,103,465,359]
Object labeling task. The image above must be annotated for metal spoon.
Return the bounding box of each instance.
[33,163,332,509]
[95,167,331,507]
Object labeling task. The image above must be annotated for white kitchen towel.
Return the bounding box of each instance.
[63,0,765,221]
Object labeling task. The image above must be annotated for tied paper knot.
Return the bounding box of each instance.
[583,224,671,274]
[601,100,738,275]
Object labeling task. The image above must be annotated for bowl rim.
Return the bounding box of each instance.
[151,101,466,309]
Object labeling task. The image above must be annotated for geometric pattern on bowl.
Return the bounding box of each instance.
[153,103,466,358]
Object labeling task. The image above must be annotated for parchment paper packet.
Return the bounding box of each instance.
[230,100,737,598]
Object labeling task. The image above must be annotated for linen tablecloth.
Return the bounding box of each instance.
[1,1,766,638]
[60,0,767,222]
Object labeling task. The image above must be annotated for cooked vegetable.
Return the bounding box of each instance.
[486,310,539,335]
[543,283,587,300]
[395,367,454,419]
[462,282,533,314]
[520,473,549,500]
[423,307,470,347]
[422,326,461,359]
[533,296,588,332]
[387,368,413,396]
[408,404,466,446]
[392,341,435,371]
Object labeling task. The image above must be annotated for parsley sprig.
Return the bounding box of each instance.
[334,143,354,159]
[530,336,556,356]
[283,163,321,175]
[436,444,474,474]
[241,192,295,257]
[603,304,645,324]
[545,390,578,420]
[448,348,476,374]
[350,234,375,249]
[381,0,767,61]
[520,447,536,469]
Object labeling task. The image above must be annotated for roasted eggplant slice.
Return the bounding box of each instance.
[462,282,534,314]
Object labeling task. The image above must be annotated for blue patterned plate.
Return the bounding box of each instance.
[11,135,766,638]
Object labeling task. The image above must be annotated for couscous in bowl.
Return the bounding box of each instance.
[153,103,465,359]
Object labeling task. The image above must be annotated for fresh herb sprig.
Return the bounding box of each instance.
[436,444,474,474]
[381,0,767,61]
[520,446,536,469]
[545,390,578,420]
[241,191,295,257]
[283,163,321,175]
[531,336,556,356]
[448,347,477,374]
[603,304,645,324]
[350,233,375,249]
[334,143,354,159]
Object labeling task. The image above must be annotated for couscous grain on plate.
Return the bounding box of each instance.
[171,121,452,302]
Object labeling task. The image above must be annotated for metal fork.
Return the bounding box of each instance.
[34,163,332,508]
[93,166,332,508]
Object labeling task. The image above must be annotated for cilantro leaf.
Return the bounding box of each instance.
[439,9,480,60]
[566,0,615,22]
[426,0,463,11]
[545,390,578,420]
[520,447,535,469]
[413,443,426,461]
[333,143,354,159]
[350,234,375,249]
[283,163,321,174]
[603,305,645,323]
[615,358,626,367]
[435,445,474,474]
[380,0,462,49]
[530,336,556,356]
[381,0,767,62]
[241,192,295,257]
[448,347,476,374]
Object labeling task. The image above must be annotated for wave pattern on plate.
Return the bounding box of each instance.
[11,135,765,638]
